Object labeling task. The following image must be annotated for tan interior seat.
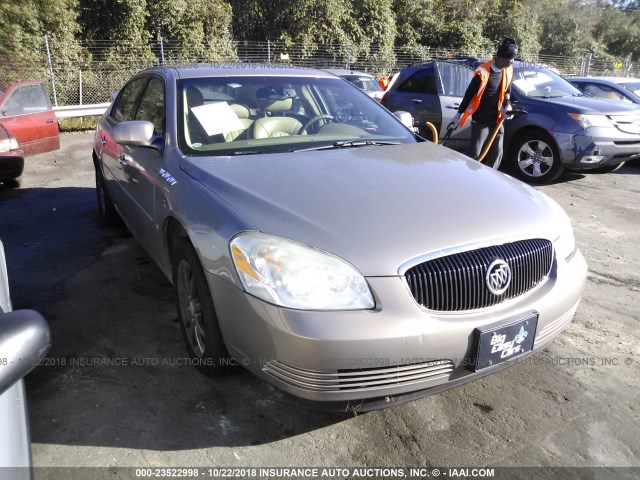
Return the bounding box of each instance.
[186,87,211,145]
[252,98,304,138]
[225,104,254,141]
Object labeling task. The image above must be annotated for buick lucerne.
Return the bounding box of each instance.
[92,66,587,411]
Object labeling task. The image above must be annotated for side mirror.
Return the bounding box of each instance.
[0,310,50,397]
[394,111,414,129]
[114,121,155,148]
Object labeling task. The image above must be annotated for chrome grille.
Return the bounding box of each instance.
[609,114,640,135]
[405,239,553,311]
[263,360,454,392]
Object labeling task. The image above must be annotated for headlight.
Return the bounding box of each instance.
[230,232,375,310]
[555,218,576,260]
[538,191,576,260]
[568,113,612,129]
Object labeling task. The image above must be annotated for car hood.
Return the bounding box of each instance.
[181,143,561,277]
[525,95,640,114]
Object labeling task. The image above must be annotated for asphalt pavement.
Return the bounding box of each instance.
[0,133,638,476]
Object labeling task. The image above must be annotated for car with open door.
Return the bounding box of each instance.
[382,60,640,183]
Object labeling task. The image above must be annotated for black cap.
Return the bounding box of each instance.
[497,37,518,59]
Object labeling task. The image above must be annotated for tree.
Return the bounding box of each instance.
[79,0,154,66]
[0,1,44,68]
[537,0,581,56]
[147,0,234,62]
[37,0,85,66]
[484,0,541,57]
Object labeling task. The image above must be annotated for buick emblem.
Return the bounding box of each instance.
[486,259,512,295]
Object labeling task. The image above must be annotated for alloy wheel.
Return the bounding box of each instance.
[177,259,206,357]
[517,140,555,178]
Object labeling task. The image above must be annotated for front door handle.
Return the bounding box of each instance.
[45,119,55,124]
[445,104,460,110]
[119,153,128,166]
[101,136,107,145]
[411,98,423,103]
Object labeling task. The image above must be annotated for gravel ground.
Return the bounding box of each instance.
[0,133,638,475]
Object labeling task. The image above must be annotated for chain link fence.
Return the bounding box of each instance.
[2,38,638,106]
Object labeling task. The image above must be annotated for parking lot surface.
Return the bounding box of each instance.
[0,133,638,470]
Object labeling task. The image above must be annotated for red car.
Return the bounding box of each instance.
[0,81,60,157]
[0,123,24,185]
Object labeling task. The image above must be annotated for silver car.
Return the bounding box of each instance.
[324,69,386,101]
[0,240,50,476]
[92,65,587,411]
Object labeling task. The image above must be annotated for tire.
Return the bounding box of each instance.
[508,131,565,184]
[1,176,21,189]
[172,237,234,377]
[95,163,119,226]
[589,162,625,174]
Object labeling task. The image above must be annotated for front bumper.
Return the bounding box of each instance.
[207,247,587,407]
[556,129,640,169]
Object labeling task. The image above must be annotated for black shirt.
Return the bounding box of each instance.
[459,63,510,127]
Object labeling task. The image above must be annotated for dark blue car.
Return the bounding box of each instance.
[382,61,640,183]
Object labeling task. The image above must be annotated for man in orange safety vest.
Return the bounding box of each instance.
[451,37,518,169]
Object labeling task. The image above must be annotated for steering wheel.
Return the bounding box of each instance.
[298,115,334,134]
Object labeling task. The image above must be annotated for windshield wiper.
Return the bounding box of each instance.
[230,150,264,155]
[293,140,401,152]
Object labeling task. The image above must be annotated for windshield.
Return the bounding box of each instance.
[619,81,640,97]
[512,67,582,98]
[178,76,413,156]
[340,75,383,92]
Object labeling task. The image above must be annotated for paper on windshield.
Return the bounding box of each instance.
[191,102,245,136]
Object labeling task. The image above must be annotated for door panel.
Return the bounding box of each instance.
[436,62,475,152]
[99,76,149,230]
[118,76,166,257]
[390,64,442,135]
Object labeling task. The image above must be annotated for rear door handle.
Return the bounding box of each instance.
[46,119,55,124]
[101,136,107,145]
[446,104,460,110]
[411,99,423,103]
[119,153,128,166]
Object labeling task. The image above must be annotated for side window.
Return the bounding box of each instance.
[135,77,165,136]
[438,62,474,97]
[397,66,437,94]
[583,83,627,102]
[113,78,148,122]
[2,84,50,116]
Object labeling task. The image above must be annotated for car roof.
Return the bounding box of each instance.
[138,64,339,80]
[323,69,375,77]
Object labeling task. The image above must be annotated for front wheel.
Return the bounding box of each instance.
[508,131,564,184]
[172,237,234,377]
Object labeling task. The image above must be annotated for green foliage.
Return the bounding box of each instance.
[147,0,235,62]
[4,0,640,83]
